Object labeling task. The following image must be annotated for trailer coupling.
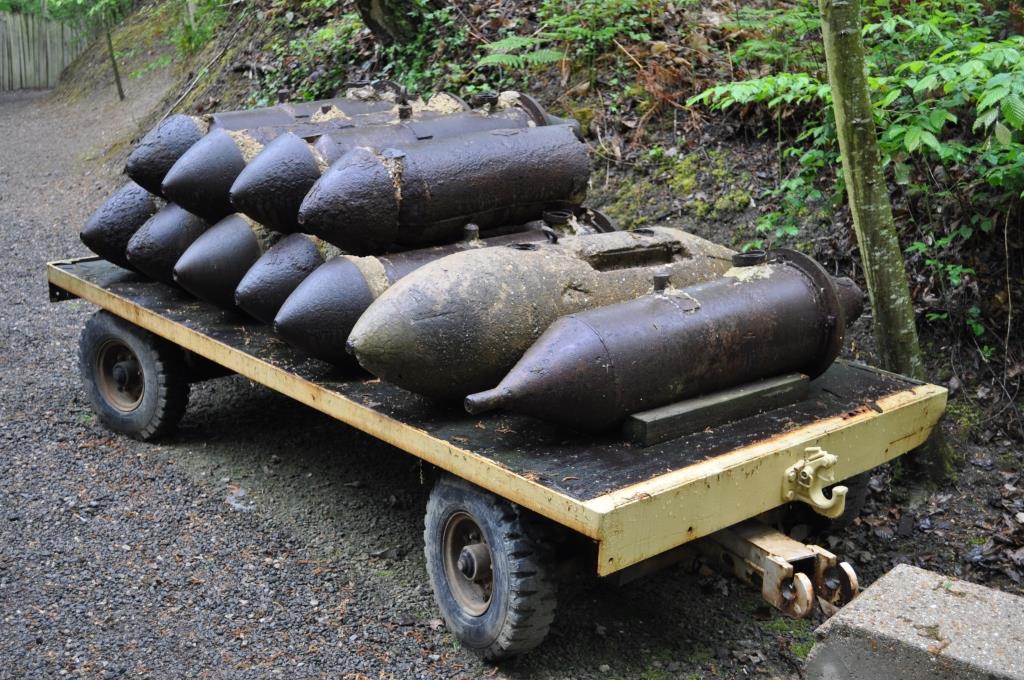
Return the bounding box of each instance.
[696,520,859,618]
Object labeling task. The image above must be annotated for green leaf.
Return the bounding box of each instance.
[978,86,1010,113]
[974,107,999,131]
[994,121,1013,145]
[1002,93,1024,129]
[928,108,950,131]
[920,130,943,153]
[904,126,922,152]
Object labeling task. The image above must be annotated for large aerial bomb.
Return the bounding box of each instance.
[234,234,343,324]
[125,94,398,196]
[161,93,472,222]
[298,124,590,254]
[230,92,569,234]
[346,227,736,399]
[465,250,866,430]
[79,182,160,270]
[237,206,614,325]
[173,214,285,310]
[274,225,555,366]
[125,204,209,285]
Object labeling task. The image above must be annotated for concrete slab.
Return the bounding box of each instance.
[806,564,1024,680]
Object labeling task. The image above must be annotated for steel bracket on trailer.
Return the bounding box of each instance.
[783,447,848,519]
[695,520,858,618]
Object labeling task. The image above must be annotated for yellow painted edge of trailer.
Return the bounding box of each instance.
[47,260,604,539]
[586,384,947,575]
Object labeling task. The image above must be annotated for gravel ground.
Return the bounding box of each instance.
[0,84,842,680]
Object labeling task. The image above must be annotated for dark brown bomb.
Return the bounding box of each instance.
[237,207,615,325]
[125,95,397,196]
[234,234,343,323]
[79,182,160,270]
[230,94,571,234]
[173,214,285,310]
[125,204,209,285]
[297,124,591,254]
[160,93,471,222]
[346,227,736,399]
[273,225,550,365]
[465,250,865,430]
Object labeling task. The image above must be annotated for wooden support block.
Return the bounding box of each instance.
[624,373,810,447]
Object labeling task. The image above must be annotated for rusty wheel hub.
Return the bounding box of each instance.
[95,340,144,411]
[443,512,494,616]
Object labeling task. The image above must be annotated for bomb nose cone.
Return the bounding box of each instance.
[463,388,511,415]
[162,129,249,222]
[274,256,377,366]
[231,133,323,233]
[835,276,865,324]
[173,214,266,310]
[463,316,614,427]
[126,115,207,195]
[126,204,209,285]
[297,147,399,253]
[80,182,159,270]
[235,234,328,323]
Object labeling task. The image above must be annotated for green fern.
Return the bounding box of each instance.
[478,35,565,70]
[482,35,546,53]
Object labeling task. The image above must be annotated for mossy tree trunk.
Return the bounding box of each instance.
[819,0,953,479]
[353,0,432,45]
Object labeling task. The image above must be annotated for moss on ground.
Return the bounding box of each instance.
[602,148,757,236]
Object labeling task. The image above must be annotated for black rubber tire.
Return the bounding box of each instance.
[78,310,189,441]
[424,475,557,660]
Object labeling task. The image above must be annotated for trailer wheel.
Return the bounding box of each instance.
[78,311,189,441]
[424,475,557,660]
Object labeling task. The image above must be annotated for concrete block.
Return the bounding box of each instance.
[806,563,1024,680]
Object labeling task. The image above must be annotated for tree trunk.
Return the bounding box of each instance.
[184,0,197,32]
[818,0,953,479]
[353,0,427,45]
[105,28,124,101]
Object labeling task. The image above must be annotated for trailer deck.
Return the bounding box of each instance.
[48,257,947,576]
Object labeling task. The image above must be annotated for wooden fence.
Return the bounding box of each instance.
[0,12,88,91]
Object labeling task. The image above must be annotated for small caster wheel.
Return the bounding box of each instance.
[424,475,557,660]
[78,311,189,440]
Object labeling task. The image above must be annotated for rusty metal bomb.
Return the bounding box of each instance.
[79,182,160,270]
[273,226,552,366]
[233,233,342,324]
[230,93,569,234]
[173,214,283,310]
[464,249,865,429]
[125,204,209,285]
[160,93,471,222]
[124,95,397,196]
[346,227,736,399]
[298,124,590,254]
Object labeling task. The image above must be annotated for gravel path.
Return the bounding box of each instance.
[0,85,809,679]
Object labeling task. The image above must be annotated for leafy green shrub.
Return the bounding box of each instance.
[688,0,1020,353]
[474,0,656,79]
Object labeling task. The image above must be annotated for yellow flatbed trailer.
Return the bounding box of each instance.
[48,257,947,659]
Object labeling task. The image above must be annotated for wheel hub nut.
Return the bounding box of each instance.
[112,360,136,389]
[457,543,492,581]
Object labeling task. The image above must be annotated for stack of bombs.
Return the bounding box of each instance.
[81,83,866,434]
